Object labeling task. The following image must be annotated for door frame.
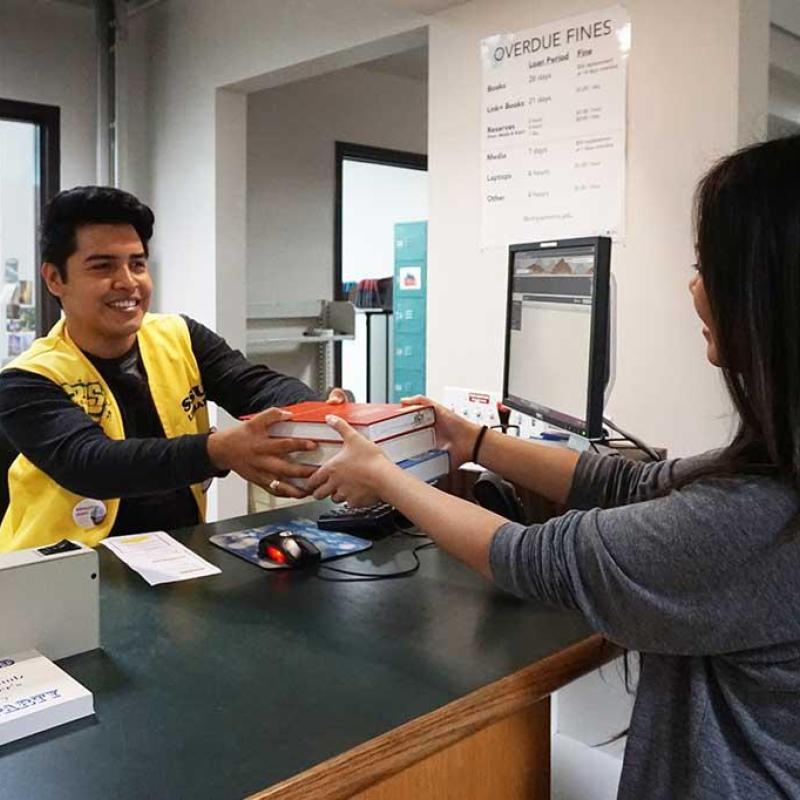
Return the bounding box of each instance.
[0,97,61,333]
[333,142,427,386]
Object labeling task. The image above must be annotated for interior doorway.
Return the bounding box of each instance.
[241,35,429,403]
[335,142,428,401]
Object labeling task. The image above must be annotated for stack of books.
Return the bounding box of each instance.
[267,401,450,487]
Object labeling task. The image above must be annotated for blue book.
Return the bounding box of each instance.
[396,448,450,483]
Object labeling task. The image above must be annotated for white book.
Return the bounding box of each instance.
[290,426,436,467]
[0,650,94,747]
[288,446,449,490]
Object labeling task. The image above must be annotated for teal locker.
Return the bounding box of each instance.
[392,221,427,402]
[394,298,426,334]
[394,221,427,265]
[393,368,426,400]
[394,332,425,370]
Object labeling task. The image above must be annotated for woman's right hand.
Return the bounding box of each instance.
[400,395,481,469]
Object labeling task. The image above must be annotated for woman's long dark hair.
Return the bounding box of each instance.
[688,134,800,487]
[611,136,800,721]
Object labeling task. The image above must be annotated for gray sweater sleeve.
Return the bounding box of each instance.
[566,450,711,509]
[490,451,800,655]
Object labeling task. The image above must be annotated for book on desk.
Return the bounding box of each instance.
[0,650,94,747]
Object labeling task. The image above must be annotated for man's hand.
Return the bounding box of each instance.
[326,387,348,404]
[306,415,395,507]
[206,408,318,499]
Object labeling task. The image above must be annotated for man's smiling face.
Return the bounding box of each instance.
[42,223,153,358]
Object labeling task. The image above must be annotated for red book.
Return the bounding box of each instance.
[266,401,435,443]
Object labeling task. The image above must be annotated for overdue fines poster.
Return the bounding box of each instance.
[480,6,630,248]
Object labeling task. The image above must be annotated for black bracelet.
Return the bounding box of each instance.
[471,425,489,464]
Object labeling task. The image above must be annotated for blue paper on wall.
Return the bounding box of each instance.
[210,519,372,570]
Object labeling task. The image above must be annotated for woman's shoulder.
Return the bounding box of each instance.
[669,452,799,538]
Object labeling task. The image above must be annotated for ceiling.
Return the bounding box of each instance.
[360,45,428,81]
[53,0,466,13]
[383,0,466,12]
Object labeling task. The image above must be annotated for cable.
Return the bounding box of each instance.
[601,416,662,462]
[315,540,437,583]
[490,423,521,436]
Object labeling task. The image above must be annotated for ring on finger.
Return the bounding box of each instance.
[268,479,281,493]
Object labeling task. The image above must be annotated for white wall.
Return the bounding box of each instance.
[0,0,96,190]
[132,0,439,517]
[247,65,427,306]
[134,0,435,331]
[426,0,769,458]
[135,0,768,499]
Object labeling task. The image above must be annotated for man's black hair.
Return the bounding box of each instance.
[41,186,155,280]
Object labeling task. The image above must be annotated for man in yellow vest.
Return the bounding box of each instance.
[0,186,344,551]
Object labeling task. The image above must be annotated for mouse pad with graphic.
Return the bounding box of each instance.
[209,519,372,570]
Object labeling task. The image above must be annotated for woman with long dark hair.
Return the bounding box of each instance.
[308,135,800,798]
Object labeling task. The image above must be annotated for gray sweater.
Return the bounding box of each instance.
[490,452,800,799]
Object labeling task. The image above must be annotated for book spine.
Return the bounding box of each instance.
[286,448,448,489]
[367,407,435,441]
[288,427,435,466]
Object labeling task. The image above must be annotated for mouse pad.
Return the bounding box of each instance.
[209,519,373,570]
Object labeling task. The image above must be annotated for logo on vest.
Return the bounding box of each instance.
[62,381,108,422]
[181,383,207,420]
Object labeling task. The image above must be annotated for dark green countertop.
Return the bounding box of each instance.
[0,502,595,800]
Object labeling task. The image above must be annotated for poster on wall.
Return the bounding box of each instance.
[480,6,630,248]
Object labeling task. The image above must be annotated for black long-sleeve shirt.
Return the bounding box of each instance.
[0,316,317,534]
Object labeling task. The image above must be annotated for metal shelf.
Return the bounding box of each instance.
[247,333,354,346]
[245,300,355,392]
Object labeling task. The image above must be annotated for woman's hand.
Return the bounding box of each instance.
[206,408,318,499]
[306,415,397,507]
[401,395,481,468]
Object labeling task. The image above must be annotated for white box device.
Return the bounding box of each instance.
[0,540,100,660]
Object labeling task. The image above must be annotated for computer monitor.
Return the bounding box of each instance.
[503,236,612,440]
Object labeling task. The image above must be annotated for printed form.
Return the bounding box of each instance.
[101,531,221,586]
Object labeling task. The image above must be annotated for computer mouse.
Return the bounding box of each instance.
[258,531,321,568]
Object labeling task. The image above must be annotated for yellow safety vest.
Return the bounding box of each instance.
[0,313,209,551]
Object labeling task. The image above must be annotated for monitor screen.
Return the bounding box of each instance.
[503,237,611,439]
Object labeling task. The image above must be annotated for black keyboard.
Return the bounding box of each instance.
[316,503,398,538]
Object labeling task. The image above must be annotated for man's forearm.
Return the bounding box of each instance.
[186,316,317,415]
[53,430,220,499]
[0,370,221,499]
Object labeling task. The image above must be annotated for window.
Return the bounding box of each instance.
[0,98,61,361]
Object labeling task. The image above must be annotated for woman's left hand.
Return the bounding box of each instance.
[306,415,394,507]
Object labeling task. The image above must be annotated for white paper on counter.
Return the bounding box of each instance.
[101,531,221,586]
